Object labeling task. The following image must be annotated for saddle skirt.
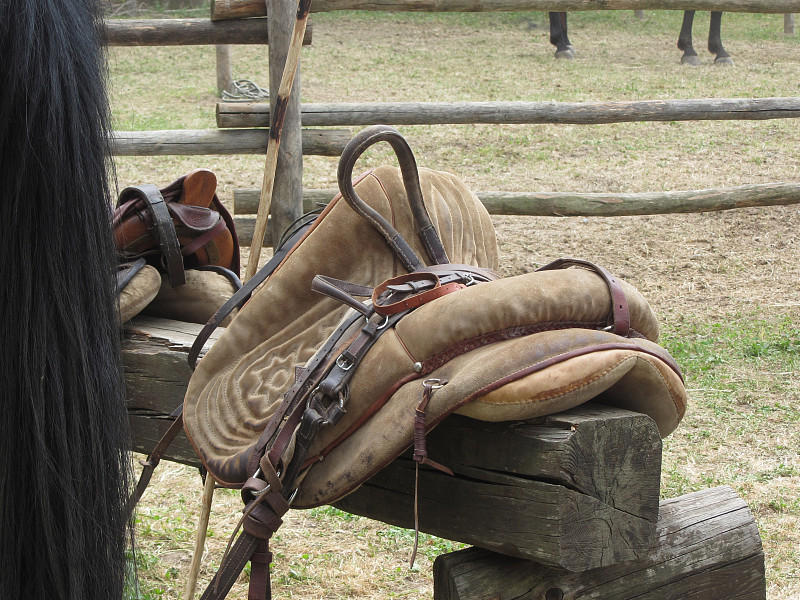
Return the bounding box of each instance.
[183,126,687,513]
[183,162,500,490]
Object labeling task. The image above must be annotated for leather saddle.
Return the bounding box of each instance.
[182,126,687,599]
[114,169,242,325]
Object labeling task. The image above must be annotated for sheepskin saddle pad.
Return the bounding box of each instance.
[182,125,687,599]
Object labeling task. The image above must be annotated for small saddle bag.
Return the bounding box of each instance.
[182,126,688,600]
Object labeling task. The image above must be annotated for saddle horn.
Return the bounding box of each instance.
[337,125,450,270]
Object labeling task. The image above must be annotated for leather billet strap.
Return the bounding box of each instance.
[117,184,186,287]
[337,125,450,271]
[538,258,631,337]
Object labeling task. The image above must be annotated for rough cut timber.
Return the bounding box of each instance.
[334,407,662,572]
[122,317,661,572]
[123,317,219,465]
[433,486,766,600]
[103,18,312,46]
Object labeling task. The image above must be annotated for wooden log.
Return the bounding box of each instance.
[234,187,333,215]
[334,407,662,572]
[123,317,220,465]
[103,18,312,46]
[216,97,800,128]
[233,182,800,219]
[110,128,350,156]
[433,486,766,600]
[787,12,796,34]
[212,0,800,21]
[216,45,233,96]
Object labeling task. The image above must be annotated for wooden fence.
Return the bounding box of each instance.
[106,2,800,243]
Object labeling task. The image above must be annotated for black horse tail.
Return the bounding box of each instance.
[0,1,132,599]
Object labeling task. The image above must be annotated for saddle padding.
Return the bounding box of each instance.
[143,269,239,326]
[118,265,161,323]
[292,269,686,507]
[184,165,499,488]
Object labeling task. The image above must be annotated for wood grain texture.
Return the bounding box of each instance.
[434,486,765,600]
[103,18,312,46]
[334,408,662,571]
[110,128,349,156]
[233,182,800,222]
[216,98,800,128]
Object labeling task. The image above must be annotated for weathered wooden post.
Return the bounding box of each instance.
[786,13,796,34]
[216,44,233,95]
[634,9,645,18]
[267,0,304,246]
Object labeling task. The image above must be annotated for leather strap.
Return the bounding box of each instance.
[118,184,186,287]
[538,258,631,337]
[372,272,465,316]
[337,125,450,271]
[125,405,184,517]
[116,258,148,295]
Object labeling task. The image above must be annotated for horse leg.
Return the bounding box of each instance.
[549,12,575,59]
[709,11,734,65]
[678,10,702,65]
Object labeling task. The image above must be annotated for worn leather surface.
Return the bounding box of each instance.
[143,269,239,326]
[118,264,161,324]
[184,165,499,488]
[293,273,685,507]
[184,164,687,504]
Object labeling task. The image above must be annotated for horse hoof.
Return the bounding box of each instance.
[680,54,702,66]
[715,56,734,66]
[555,48,575,60]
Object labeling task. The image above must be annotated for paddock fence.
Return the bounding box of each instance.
[105,1,800,245]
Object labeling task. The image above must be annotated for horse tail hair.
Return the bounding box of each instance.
[0,1,132,599]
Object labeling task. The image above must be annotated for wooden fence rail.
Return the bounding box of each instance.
[217,97,800,128]
[213,0,800,20]
[104,18,312,46]
[110,128,349,156]
[232,182,800,247]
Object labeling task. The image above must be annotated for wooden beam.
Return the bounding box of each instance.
[110,128,350,156]
[786,12,796,34]
[212,0,800,21]
[123,317,217,465]
[233,182,800,220]
[334,407,662,572]
[122,317,662,571]
[103,18,312,46]
[433,486,766,600]
[216,97,800,128]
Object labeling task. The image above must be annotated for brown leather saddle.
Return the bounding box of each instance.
[182,126,687,600]
[114,169,242,324]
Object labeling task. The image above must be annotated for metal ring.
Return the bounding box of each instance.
[422,378,446,390]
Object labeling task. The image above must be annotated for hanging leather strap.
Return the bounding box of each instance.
[118,184,186,286]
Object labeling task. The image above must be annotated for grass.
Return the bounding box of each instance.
[113,7,800,600]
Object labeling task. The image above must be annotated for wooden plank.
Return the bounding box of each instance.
[334,408,662,572]
[233,182,800,221]
[110,128,349,156]
[433,486,766,600]
[103,18,312,46]
[123,316,220,464]
[212,0,800,21]
[216,97,800,128]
